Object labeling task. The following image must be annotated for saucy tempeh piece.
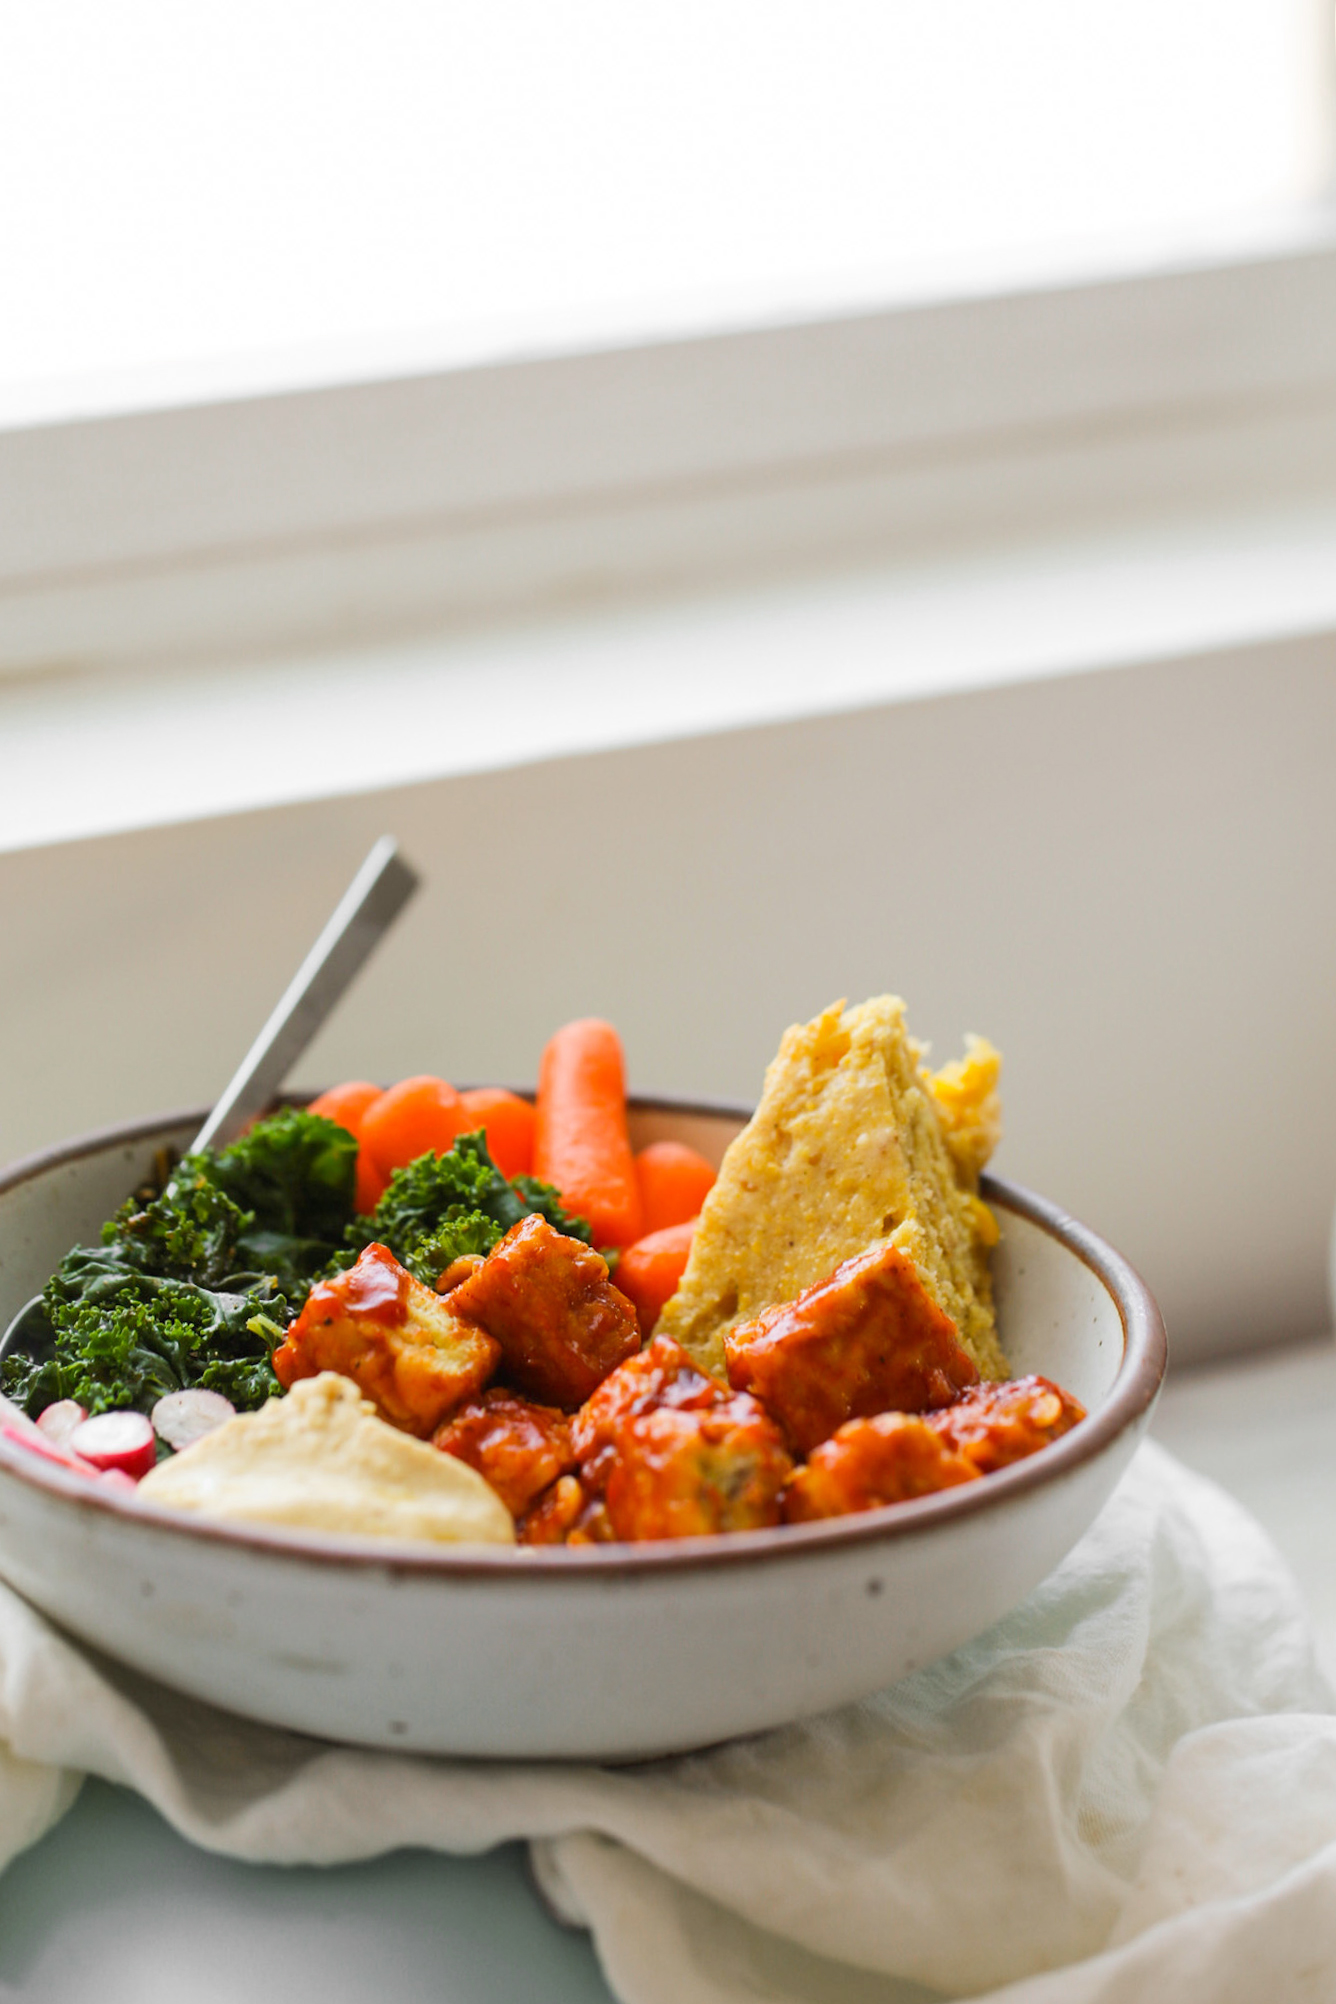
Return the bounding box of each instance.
[784,1375,1086,1522]
[447,1214,639,1409]
[930,1375,1085,1473]
[783,1412,980,1521]
[434,1387,577,1517]
[571,1333,792,1540]
[519,1473,593,1545]
[724,1240,979,1455]
[273,1241,500,1437]
[572,1332,725,1473]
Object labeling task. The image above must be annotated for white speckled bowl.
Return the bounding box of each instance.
[0,1101,1165,1759]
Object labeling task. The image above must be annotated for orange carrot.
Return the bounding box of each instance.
[457,1087,536,1180]
[354,1151,388,1216]
[361,1075,466,1177]
[635,1140,716,1234]
[307,1081,382,1134]
[534,1019,643,1247]
[307,1080,388,1216]
[614,1220,696,1337]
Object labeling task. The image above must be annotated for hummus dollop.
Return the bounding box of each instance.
[138,1372,514,1546]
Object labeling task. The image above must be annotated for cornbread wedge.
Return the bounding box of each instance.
[655,997,1008,1381]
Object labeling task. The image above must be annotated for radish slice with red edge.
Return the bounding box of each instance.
[2,1423,135,1493]
[36,1400,86,1449]
[95,1469,140,1493]
[151,1389,235,1452]
[68,1411,157,1482]
[2,1422,97,1478]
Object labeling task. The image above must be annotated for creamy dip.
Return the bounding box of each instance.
[139,1372,514,1545]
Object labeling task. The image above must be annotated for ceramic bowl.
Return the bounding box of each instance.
[0,1101,1165,1760]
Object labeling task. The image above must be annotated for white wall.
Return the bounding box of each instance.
[3,631,1333,1367]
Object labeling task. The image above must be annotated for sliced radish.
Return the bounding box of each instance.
[0,1394,46,1440]
[68,1410,157,1482]
[2,1422,97,1478]
[36,1400,86,1449]
[2,1423,139,1498]
[95,1469,140,1493]
[151,1388,235,1452]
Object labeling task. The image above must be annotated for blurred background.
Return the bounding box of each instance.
[2,0,1335,1371]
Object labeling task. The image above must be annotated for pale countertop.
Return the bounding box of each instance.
[1,1335,1333,2004]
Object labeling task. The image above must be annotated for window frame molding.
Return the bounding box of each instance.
[2,210,1336,675]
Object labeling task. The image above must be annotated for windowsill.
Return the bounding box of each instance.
[4,198,1332,436]
[4,488,1335,856]
[3,208,1335,694]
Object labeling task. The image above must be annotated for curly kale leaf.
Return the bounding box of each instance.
[106,1130,346,1301]
[509,1173,595,1244]
[195,1349,284,1409]
[198,1107,358,1245]
[0,1116,349,1420]
[361,1131,504,1244]
[105,1167,255,1287]
[131,1110,361,1299]
[1,1246,284,1418]
[355,1130,594,1283]
[397,1210,503,1287]
[355,1134,504,1279]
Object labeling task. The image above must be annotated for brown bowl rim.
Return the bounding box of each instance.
[0,1099,1167,1579]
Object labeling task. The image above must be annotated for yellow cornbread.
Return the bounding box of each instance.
[139,1372,514,1545]
[928,1033,1003,1185]
[655,997,1008,1382]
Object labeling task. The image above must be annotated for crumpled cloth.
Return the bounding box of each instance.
[1,1440,1334,2004]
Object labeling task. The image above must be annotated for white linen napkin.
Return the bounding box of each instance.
[1,1440,1333,2004]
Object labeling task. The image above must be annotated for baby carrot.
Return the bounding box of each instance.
[361,1075,466,1177]
[307,1080,388,1216]
[534,1019,644,1248]
[614,1220,697,1337]
[458,1087,536,1180]
[307,1081,382,1134]
[354,1151,388,1216]
[634,1140,716,1234]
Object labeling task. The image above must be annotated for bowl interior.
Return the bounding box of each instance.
[0,1100,745,1333]
[1,1098,1130,1426]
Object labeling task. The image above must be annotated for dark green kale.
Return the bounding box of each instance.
[200,1107,358,1245]
[354,1130,594,1285]
[105,1167,254,1286]
[0,1109,358,1421]
[396,1211,503,1287]
[353,1134,505,1283]
[509,1173,598,1245]
[167,1108,360,1296]
[361,1130,509,1253]
[1,1244,285,1419]
[358,1130,592,1266]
